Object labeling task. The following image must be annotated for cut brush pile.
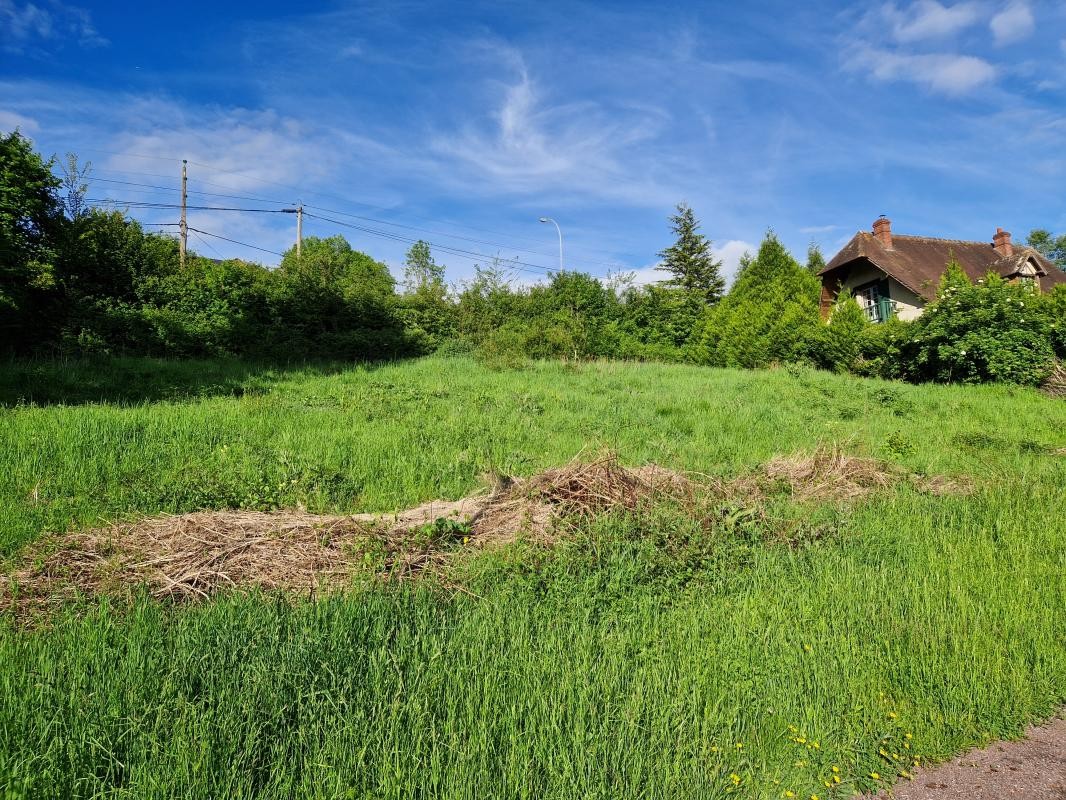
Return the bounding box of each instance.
[2,455,697,613]
[1,448,967,615]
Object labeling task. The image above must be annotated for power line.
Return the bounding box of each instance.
[186,226,285,257]
[86,198,296,213]
[302,211,555,276]
[90,177,295,206]
[80,158,641,266]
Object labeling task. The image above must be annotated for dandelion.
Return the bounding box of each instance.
[831,766,840,774]
[870,772,881,780]
[904,733,912,740]
[730,773,741,785]
[735,742,744,749]
[833,775,841,784]
[887,711,898,719]
[783,792,795,799]
[803,644,812,653]
[710,746,720,753]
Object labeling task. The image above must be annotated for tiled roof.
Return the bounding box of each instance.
[821,232,1066,301]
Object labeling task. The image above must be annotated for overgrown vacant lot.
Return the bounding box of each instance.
[0,356,1064,799]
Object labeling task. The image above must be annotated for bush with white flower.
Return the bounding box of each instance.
[899,260,1057,385]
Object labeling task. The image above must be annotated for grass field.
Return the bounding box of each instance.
[1,356,1064,798]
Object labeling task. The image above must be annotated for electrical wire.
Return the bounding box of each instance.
[80,158,640,267]
[301,211,555,275]
[186,226,285,257]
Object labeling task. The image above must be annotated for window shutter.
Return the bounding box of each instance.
[876,279,892,322]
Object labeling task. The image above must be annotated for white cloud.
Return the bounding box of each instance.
[851,47,996,94]
[799,224,839,234]
[0,0,107,49]
[429,60,677,207]
[879,1,983,43]
[0,108,38,131]
[990,2,1034,45]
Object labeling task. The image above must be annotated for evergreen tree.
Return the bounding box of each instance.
[691,232,820,368]
[656,203,725,303]
[806,242,826,275]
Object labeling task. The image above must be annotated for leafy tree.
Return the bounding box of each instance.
[276,235,404,358]
[0,130,63,350]
[1026,229,1066,272]
[806,243,826,275]
[403,240,445,294]
[60,154,91,221]
[398,241,454,351]
[691,232,820,368]
[656,203,725,303]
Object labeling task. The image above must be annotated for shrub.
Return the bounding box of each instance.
[900,263,1055,385]
[811,296,870,373]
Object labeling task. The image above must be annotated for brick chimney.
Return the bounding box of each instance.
[992,227,1013,257]
[872,215,892,249]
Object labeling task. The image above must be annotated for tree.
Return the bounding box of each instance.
[806,243,826,276]
[691,232,820,368]
[656,203,725,303]
[1027,229,1066,272]
[0,130,64,350]
[403,240,445,294]
[60,154,91,221]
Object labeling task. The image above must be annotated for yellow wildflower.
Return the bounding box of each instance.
[870,772,881,780]
[831,766,840,774]
[730,773,741,785]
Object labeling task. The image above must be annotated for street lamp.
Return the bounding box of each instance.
[539,216,563,272]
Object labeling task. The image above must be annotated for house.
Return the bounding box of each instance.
[818,217,1066,322]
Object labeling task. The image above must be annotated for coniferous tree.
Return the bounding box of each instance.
[656,203,725,303]
[806,242,826,276]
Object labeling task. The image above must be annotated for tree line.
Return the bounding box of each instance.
[2,130,1064,385]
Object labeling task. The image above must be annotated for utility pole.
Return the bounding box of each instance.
[179,159,188,267]
[296,204,303,259]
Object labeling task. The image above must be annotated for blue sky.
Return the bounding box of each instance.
[2,0,1065,285]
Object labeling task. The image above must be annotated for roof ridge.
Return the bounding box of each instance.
[889,234,993,246]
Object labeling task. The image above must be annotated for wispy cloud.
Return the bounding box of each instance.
[849,47,996,94]
[799,224,839,234]
[880,0,983,43]
[990,1,1035,46]
[0,0,107,50]
[0,109,38,131]
[428,56,676,206]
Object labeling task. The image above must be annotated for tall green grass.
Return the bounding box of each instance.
[0,356,1064,798]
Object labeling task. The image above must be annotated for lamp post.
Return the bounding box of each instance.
[539,216,563,271]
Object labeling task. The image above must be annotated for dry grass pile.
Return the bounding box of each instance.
[1,449,969,614]
[1042,361,1066,399]
[2,455,695,612]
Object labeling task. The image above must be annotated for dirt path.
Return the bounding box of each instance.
[871,715,1066,799]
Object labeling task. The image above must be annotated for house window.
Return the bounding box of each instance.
[852,280,893,323]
